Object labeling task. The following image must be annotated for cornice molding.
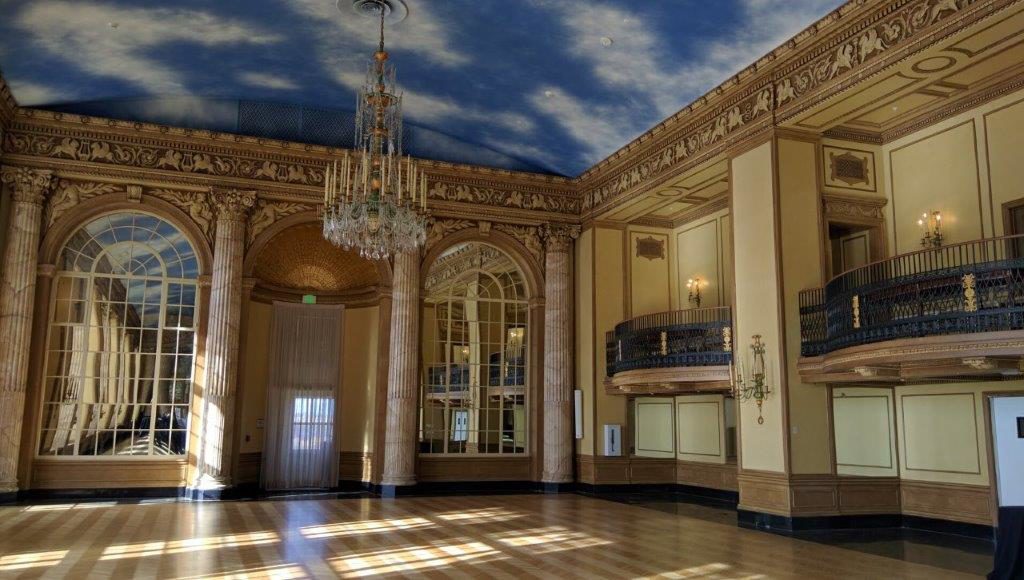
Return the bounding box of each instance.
[823,126,884,144]
[577,0,1005,216]
[4,109,579,220]
[881,69,1024,143]
[672,196,731,228]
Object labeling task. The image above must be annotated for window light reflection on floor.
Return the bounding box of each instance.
[299,517,433,539]
[100,532,279,560]
[329,540,504,578]
[25,502,118,512]
[490,525,613,554]
[176,563,311,580]
[434,507,526,524]
[0,550,68,571]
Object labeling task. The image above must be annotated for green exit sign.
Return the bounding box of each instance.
[302,294,317,304]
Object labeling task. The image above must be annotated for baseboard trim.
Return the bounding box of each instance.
[738,509,995,540]
[371,480,541,497]
[17,487,185,503]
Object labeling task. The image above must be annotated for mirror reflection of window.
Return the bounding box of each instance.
[420,242,529,455]
[38,212,199,457]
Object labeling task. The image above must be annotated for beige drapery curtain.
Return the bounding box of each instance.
[261,302,344,490]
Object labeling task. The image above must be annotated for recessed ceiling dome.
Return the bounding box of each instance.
[253,223,381,293]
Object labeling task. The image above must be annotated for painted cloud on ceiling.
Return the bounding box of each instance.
[0,0,844,176]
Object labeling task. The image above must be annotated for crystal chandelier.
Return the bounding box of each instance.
[322,0,427,260]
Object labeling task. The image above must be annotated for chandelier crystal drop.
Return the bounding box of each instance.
[322,1,427,260]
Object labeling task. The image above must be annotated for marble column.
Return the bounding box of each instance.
[0,167,52,494]
[541,223,579,487]
[192,189,255,496]
[381,249,420,493]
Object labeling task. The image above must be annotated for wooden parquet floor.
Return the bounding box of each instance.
[0,494,979,579]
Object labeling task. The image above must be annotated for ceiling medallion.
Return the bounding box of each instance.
[322,0,426,260]
[344,0,409,24]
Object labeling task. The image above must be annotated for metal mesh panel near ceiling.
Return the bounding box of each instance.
[237,101,411,149]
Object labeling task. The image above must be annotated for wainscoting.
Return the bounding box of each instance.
[900,479,994,525]
[416,456,532,482]
[233,452,374,488]
[739,470,993,525]
[576,455,738,491]
[30,458,188,489]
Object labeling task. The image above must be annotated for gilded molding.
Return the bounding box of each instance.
[578,0,999,216]
[211,188,257,223]
[493,223,544,265]
[3,128,324,187]
[3,111,579,220]
[541,223,581,253]
[0,166,53,205]
[822,193,887,221]
[775,0,980,108]
[248,200,313,246]
[424,217,474,251]
[672,196,730,228]
[148,188,215,244]
[45,180,121,227]
[427,177,579,216]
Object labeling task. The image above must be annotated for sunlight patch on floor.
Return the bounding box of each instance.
[434,507,526,524]
[24,502,118,511]
[0,549,68,571]
[174,563,311,579]
[490,525,614,554]
[101,532,279,560]
[329,540,505,577]
[300,517,433,539]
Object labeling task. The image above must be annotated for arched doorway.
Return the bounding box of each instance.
[244,222,386,489]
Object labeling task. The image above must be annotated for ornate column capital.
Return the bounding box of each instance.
[210,188,257,223]
[1,167,53,205]
[541,223,581,253]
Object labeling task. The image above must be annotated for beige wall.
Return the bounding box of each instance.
[730,141,786,473]
[833,387,897,477]
[593,228,627,455]
[883,87,1024,252]
[894,382,1024,486]
[574,228,595,456]
[627,227,672,317]
[675,395,729,465]
[635,397,675,458]
[238,302,379,456]
[673,210,731,310]
[777,137,832,475]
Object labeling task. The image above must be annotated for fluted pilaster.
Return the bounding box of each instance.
[0,167,52,493]
[193,189,255,494]
[381,250,420,490]
[541,223,579,485]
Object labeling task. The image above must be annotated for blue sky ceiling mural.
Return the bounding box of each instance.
[0,0,845,176]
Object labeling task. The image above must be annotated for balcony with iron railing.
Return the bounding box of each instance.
[604,307,733,395]
[798,235,1024,382]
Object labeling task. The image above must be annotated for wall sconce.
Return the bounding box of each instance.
[731,334,773,425]
[918,211,943,248]
[686,276,705,308]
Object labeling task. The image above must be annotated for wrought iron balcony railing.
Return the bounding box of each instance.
[606,307,732,376]
[799,235,1024,357]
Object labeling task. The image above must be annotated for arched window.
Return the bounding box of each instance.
[420,243,529,455]
[38,212,200,457]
